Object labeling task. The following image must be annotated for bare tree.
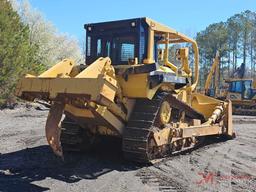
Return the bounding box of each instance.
[11,0,83,67]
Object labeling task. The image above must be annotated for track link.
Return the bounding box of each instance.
[233,104,256,116]
[60,117,94,152]
[122,93,162,163]
[122,92,205,163]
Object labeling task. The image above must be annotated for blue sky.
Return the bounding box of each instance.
[30,0,256,41]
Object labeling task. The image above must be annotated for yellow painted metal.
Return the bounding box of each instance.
[159,101,171,125]
[143,28,155,64]
[225,82,256,115]
[163,33,178,73]
[226,100,233,137]
[177,48,191,76]
[116,73,160,99]
[39,59,75,78]
[182,125,222,138]
[94,105,125,134]
[17,60,114,101]
[158,66,175,73]
[177,90,188,103]
[204,51,220,94]
[191,93,223,119]
[64,103,124,135]
[16,76,116,102]
[76,57,113,78]
[191,42,199,92]
[65,104,95,118]
[45,102,64,157]
[25,57,126,155]
[205,104,224,125]
[16,58,118,104]
[153,128,172,146]
[152,100,233,147]
[145,18,196,43]
[152,123,227,147]
[144,18,199,91]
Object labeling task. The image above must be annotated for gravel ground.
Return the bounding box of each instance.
[0,106,256,192]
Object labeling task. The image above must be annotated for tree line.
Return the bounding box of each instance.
[1,0,255,106]
[196,10,256,88]
[0,0,82,106]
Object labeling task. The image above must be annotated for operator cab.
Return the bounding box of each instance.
[84,18,148,65]
[227,79,254,100]
[84,18,193,69]
[84,17,199,90]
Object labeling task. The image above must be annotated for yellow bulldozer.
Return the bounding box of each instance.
[225,78,256,115]
[204,54,256,115]
[15,18,234,163]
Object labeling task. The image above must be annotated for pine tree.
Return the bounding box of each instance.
[196,10,256,87]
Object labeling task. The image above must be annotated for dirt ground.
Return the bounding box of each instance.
[0,105,256,192]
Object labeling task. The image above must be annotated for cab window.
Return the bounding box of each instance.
[229,81,242,93]
[97,39,102,56]
[120,43,135,62]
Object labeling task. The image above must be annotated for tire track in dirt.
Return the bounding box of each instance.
[136,167,185,192]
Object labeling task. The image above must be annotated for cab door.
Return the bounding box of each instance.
[227,81,242,101]
[242,80,253,100]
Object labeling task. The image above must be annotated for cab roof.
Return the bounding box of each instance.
[84,17,196,44]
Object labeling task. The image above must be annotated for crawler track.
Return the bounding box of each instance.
[60,117,94,152]
[122,92,205,163]
[233,104,256,116]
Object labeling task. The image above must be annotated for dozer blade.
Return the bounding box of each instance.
[15,57,117,105]
[45,102,65,157]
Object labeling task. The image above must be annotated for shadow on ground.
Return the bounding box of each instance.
[0,135,232,192]
[0,139,141,192]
